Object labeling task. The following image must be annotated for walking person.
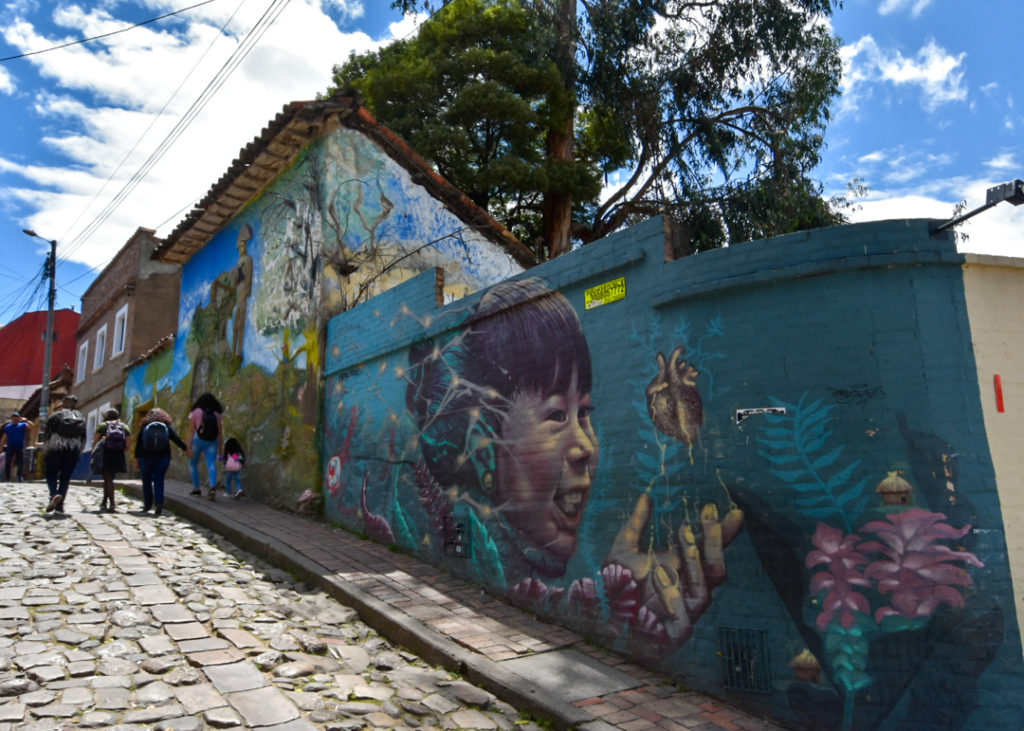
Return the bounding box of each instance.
[186,392,224,500]
[1,412,30,482]
[135,408,190,516]
[222,436,246,499]
[43,394,86,514]
[93,408,131,513]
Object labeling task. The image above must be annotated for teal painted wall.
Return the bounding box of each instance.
[322,217,1023,729]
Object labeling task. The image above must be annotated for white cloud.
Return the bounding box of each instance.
[847,178,1024,259]
[1,0,411,269]
[324,0,366,23]
[985,153,1018,172]
[0,66,12,94]
[878,40,966,110]
[878,0,934,17]
[840,36,967,115]
[858,151,885,164]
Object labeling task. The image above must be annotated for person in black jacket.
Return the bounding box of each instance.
[134,408,190,516]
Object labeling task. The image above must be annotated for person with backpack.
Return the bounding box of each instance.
[186,392,224,500]
[222,436,246,499]
[92,408,131,513]
[43,394,87,514]
[0,411,31,482]
[134,407,190,516]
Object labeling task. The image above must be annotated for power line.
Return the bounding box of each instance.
[0,0,219,63]
[56,0,252,256]
[60,0,295,261]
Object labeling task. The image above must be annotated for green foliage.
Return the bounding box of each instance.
[376,0,849,255]
[331,0,599,254]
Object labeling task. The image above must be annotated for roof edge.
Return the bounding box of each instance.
[153,93,535,268]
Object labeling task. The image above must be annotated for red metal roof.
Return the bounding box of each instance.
[0,309,80,387]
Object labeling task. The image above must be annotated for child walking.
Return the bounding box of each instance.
[222,436,245,499]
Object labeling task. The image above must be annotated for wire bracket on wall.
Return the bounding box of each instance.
[442,515,472,558]
[735,407,786,426]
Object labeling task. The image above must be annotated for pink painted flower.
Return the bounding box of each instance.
[858,509,983,622]
[806,523,872,631]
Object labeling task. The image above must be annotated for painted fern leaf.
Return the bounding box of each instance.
[468,509,507,589]
[756,393,869,531]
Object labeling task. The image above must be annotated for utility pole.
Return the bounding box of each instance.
[23,229,57,440]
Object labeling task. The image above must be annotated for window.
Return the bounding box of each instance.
[93,325,107,371]
[75,342,89,384]
[112,304,129,357]
[86,409,98,447]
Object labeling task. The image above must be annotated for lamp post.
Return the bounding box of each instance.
[930,178,1024,236]
[22,229,57,439]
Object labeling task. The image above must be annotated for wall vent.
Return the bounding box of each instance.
[718,627,772,693]
[442,515,471,558]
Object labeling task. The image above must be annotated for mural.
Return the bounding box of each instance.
[123,125,522,502]
[321,219,1022,730]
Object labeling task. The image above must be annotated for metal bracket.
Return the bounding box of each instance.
[735,407,786,426]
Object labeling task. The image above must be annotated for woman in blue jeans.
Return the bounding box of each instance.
[186,392,224,500]
[134,408,190,515]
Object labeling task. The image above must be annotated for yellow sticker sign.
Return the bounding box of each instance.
[584,277,626,310]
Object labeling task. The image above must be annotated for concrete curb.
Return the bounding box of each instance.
[117,479,596,731]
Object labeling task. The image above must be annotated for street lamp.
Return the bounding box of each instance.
[930,178,1024,236]
[22,229,57,439]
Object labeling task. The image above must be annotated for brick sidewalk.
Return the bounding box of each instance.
[113,477,784,731]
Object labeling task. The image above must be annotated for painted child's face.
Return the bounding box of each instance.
[496,369,599,577]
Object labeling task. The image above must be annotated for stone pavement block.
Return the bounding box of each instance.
[174,682,228,714]
[94,686,131,710]
[139,633,177,656]
[151,603,197,623]
[165,622,209,641]
[228,685,301,726]
[450,708,499,729]
[123,571,162,587]
[178,637,230,653]
[203,660,269,693]
[186,647,245,666]
[218,627,264,649]
[0,703,25,722]
[122,702,187,724]
[133,584,179,605]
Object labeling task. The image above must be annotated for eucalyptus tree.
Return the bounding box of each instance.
[337,0,846,259]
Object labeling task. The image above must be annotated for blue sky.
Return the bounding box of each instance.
[0,0,1021,324]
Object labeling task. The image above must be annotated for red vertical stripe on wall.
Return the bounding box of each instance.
[994,374,1005,413]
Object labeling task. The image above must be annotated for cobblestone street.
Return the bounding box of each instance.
[0,483,543,730]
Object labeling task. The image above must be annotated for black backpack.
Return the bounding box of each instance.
[104,421,127,451]
[197,408,219,441]
[54,409,86,439]
[142,421,170,452]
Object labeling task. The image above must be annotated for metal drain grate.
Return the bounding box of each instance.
[719,627,772,692]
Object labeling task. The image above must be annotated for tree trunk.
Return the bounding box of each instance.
[541,0,576,260]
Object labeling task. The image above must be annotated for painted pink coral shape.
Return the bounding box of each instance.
[857,510,983,623]
[807,522,872,631]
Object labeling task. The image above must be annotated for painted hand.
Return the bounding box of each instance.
[605,492,743,648]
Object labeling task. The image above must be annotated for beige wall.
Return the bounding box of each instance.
[963,254,1024,645]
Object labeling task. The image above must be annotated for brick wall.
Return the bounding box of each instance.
[322,217,1024,730]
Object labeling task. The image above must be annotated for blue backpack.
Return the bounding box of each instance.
[142,421,170,452]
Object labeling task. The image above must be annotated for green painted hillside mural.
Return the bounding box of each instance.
[123,125,522,505]
[322,218,1023,730]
